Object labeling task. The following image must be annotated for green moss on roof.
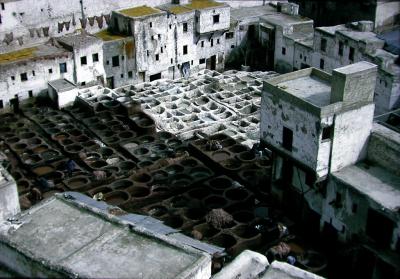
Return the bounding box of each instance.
[168,5,193,15]
[95,30,128,41]
[120,5,162,17]
[185,0,224,9]
[0,47,38,64]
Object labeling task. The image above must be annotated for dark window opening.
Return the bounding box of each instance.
[48,68,53,74]
[120,74,124,78]
[147,50,150,57]
[231,45,235,49]
[321,38,327,52]
[226,32,234,39]
[80,56,87,65]
[92,53,99,62]
[169,24,172,29]
[11,76,15,81]
[150,72,161,82]
[322,126,332,140]
[171,58,173,64]
[191,60,193,65]
[349,47,355,61]
[1,3,4,10]
[112,55,119,67]
[32,70,35,76]
[106,60,110,65]
[161,47,163,53]
[352,203,358,214]
[149,22,152,28]
[60,63,67,73]
[183,22,188,32]
[128,71,133,78]
[366,209,394,247]
[155,54,159,61]
[201,41,204,47]
[282,127,293,151]
[211,39,214,47]
[20,73,28,81]
[320,58,325,70]
[305,172,315,186]
[199,58,205,64]
[158,34,161,39]
[282,47,286,55]
[338,41,344,56]
[0,100,3,109]
[28,90,33,98]
[213,14,220,24]
[183,45,188,55]
[217,38,220,44]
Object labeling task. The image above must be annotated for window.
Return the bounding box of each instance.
[169,24,172,29]
[320,38,327,52]
[305,172,315,186]
[112,55,119,67]
[300,54,303,59]
[32,70,35,76]
[92,53,99,62]
[121,55,125,61]
[151,35,155,40]
[199,58,206,64]
[320,58,325,70]
[201,41,204,47]
[106,60,110,65]
[183,22,188,32]
[147,50,150,57]
[161,47,163,53]
[352,203,358,214]
[338,41,344,56]
[183,45,188,55]
[128,71,133,78]
[81,82,86,86]
[171,58,173,64]
[191,60,193,65]
[322,126,332,140]
[226,32,234,39]
[11,76,15,81]
[195,16,199,23]
[349,47,355,61]
[80,56,87,65]
[282,127,293,151]
[231,45,235,49]
[213,14,220,24]
[0,14,2,24]
[0,100,3,109]
[149,22,152,28]
[59,62,67,73]
[120,74,124,78]
[1,3,4,10]
[48,68,53,74]
[20,73,28,81]
[217,38,220,44]
[150,73,161,81]
[28,90,33,98]
[211,39,214,47]
[158,34,161,39]
[155,54,159,61]
[282,47,286,55]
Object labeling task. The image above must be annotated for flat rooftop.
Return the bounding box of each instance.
[48,79,76,92]
[0,192,211,278]
[332,162,400,212]
[94,29,130,42]
[0,44,68,66]
[276,75,331,107]
[185,0,225,10]
[159,4,194,15]
[231,5,277,22]
[119,5,163,17]
[260,13,312,27]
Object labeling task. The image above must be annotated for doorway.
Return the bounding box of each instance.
[106,77,114,89]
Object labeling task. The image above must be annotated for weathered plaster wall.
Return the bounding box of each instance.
[330,104,375,173]
[195,6,230,34]
[0,54,73,109]
[0,0,171,53]
[375,1,400,31]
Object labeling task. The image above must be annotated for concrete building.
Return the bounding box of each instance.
[291,0,400,32]
[261,62,400,278]
[0,41,73,111]
[258,16,400,115]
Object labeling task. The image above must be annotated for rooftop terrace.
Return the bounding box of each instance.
[94,30,130,42]
[119,5,163,18]
[185,0,225,10]
[0,44,68,65]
